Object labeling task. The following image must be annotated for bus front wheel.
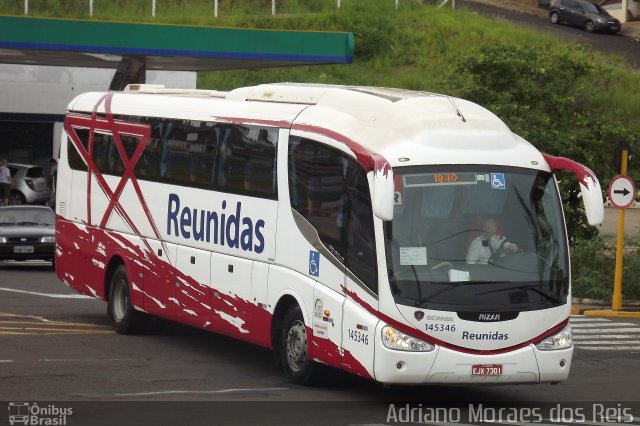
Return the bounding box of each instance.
[280,305,317,385]
[108,264,143,334]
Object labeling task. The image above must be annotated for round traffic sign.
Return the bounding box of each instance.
[608,175,636,209]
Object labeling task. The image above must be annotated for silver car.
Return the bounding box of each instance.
[8,163,50,205]
[0,205,55,266]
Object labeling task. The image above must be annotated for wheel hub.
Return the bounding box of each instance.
[113,279,128,322]
[285,321,307,371]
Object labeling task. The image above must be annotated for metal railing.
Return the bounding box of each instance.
[24,0,408,18]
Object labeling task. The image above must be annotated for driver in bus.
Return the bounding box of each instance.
[466,217,518,264]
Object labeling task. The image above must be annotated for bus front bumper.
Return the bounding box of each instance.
[374,343,573,385]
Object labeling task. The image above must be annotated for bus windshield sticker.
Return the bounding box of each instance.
[309,250,320,277]
[399,247,427,266]
[448,269,471,282]
[313,298,328,337]
[490,173,506,190]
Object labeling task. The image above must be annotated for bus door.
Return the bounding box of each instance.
[341,188,378,378]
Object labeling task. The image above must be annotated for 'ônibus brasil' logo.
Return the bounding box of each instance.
[166,193,265,253]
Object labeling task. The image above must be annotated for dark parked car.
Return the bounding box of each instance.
[8,163,51,205]
[0,206,55,266]
[550,0,621,33]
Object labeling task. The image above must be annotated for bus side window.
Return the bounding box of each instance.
[288,137,350,262]
[91,132,133,176]
[217,125,250,194]
[346,177,377,294]
[189,130,217,186]
[216,125,277,199]
[243,128,277,197]
[92,133,113,174]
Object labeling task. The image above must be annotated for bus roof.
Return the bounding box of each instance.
[67,83,547,171]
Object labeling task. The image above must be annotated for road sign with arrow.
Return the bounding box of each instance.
[608,175,636,209]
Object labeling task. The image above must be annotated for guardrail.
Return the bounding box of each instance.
[20,0,415,18]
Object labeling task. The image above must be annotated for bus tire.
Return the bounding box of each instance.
[108,264,143,334]
[280,304,317,385]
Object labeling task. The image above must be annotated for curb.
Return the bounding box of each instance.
[572,297,640,307]
[571,305,640,317]
[583,309,640,318]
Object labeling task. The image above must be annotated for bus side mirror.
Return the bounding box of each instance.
[372,168,394,221]
[543,153,604,226]
[578,175,604,226]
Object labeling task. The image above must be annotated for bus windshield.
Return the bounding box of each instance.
[384,165,569,312]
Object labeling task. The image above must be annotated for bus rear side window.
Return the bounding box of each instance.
[67,128,88,172]
[92,133,131,176]
[66,113,278,200]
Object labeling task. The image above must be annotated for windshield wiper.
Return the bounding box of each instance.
[522,286,565,304]
[413,281,511,307]
[413,281,514,307]
[477,285,564,304]
[414,284,464,307]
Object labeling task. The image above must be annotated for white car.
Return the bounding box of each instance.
[8,163,50,205]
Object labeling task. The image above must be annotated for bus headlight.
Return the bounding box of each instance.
[535,325,573,351]
[40,236,55,243]
[382,325,435,352]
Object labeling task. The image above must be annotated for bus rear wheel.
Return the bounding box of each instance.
[108,264,143,334]
[279,304,318,385]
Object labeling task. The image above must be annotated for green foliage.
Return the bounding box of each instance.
[449,43,639,242]
[571,236,640,300]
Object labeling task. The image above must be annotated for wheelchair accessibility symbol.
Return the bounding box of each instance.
[309,250,320,277]
[491,173,506,190]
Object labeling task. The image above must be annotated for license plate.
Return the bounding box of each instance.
[611,25,618,30]
[14,246,34,254]
[472,364,503,375]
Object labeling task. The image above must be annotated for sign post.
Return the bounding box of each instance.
[608,158,636,311]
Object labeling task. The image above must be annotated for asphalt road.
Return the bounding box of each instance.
[459,0,640,69]
[1,262,640,425]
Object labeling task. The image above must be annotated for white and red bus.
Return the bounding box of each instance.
[55,83,604,385]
